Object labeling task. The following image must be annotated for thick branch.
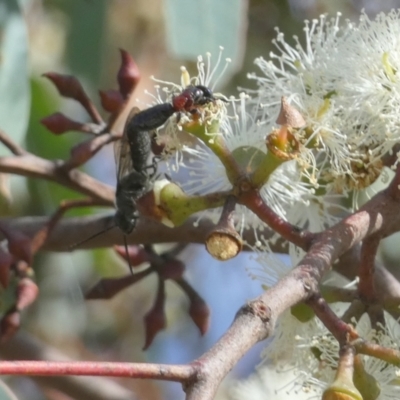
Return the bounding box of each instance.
[0,215,278,252]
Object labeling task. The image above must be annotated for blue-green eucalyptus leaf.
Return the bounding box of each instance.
[0,0,30,155]
[164,0,248,83]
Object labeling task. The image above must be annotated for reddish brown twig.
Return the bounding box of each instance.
[239,189,314,249]
[306,294,357,345]
[358,237,380,304]
[0,360,194,382]
[0,129,27,156]
[354,339,400,366]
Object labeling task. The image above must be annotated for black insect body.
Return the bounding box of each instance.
[114,85,217,233]
[70,85,217,259]
[124,85,217,148]
[114,170,150,234]
[114,107,155,235]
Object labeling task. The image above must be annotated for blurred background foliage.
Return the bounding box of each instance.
[1,0,400,399]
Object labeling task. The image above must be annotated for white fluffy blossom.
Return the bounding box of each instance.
[232,303,400,400]
[167,94,321,236]
[143,47,231,158]
[249,11,400,194]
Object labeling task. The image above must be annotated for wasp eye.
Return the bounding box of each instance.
[195,85,214,100]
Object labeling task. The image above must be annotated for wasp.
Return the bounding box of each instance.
[114,107,155,235]
[72,85,217,259]
[116,85,218,233]
[126,85,217,137]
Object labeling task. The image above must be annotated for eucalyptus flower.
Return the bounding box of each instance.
[143,47,231,160]
[248,11,400,194]
[232,305,400,400]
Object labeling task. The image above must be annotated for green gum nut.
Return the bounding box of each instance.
[323,379,363,400]
[159,183,226,226]
[250,149,284,188]
[181,118,220,146]
[353,360,380,400]
[290,303,315,323]
[182,118,242,183]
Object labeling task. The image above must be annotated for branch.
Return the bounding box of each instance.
[0,215,279,252]
[0,360,193,381]
[0,129,27,156]
[0,154,114,204]
[0,333,141,400]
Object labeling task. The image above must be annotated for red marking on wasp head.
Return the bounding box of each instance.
[172,90,194,112]
[172,86,216,115]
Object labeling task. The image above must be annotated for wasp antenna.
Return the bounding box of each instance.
[215,94,229,103]
[123,235,134,276]
[68,225,116,251]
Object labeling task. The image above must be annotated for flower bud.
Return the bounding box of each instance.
[117,49,140,99]
[153,181,225,226]
[0,247,13,288]
[189,295,210,335]
[143,280,166,350]
[323,387,362,400]
[99,90,123,113]
[43,73,86,101]
[65,140,95,168]
[136,180,175,227]
[41,113,82,135]
[290,303,315,323]
[353,357,380,400]
[323,347,362,400]
[86,270,152,300]
[2,228,32,265]
[266,126,300,160]
[275,97,306,128]
[0,308,20,342]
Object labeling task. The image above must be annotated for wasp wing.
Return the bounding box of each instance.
[114,107,141,182]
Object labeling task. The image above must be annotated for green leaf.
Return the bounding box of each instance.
[63,0,108,86]
[0,0,30,154]
[164,0,247,83]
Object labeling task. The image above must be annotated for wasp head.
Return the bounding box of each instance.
[172,85,216,113]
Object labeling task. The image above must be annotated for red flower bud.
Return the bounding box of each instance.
[0,227,32,265]
[117,49,140,99]
[0,247,13,288]
[0,308,20,342]
[189,295,210,335]
[41,113,82,135]
[86,269,153,300]
[67,141,94,169]
[43,73,86,101]
[99,90,124,113]
[143,279,166,350]
[43,73,103,124]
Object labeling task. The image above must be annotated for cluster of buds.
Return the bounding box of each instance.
[86,245,209,349]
